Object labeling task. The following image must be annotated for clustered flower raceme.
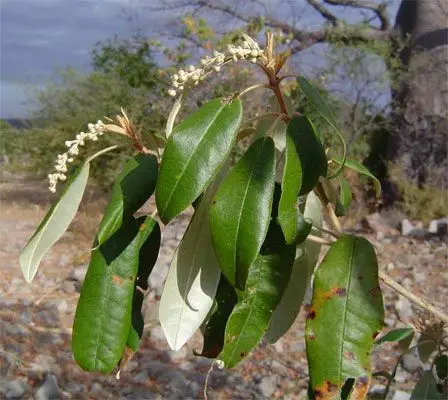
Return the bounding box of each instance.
[48,120,106,193]
[167,34,264,97]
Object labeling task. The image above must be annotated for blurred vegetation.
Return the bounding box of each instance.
[1,15,445,221]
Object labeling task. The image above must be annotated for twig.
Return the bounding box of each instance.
[379,271,448,324]
[326,203,343,234]
[313,225,340,239]
[307,234,335,246]
[237,83,270,97]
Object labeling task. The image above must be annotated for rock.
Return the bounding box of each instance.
[395,298,412,321]
[34,309,59,327]
[402,349,422,372]
[365,213,400,236]
[401,219,431,239]
[258,376,277,398]
[368,384,385,399]
[68,265,88,282]
[61,280,76,294]
[0,379,29,399]
[149,325,166,342]
[429,217,448,235]
[35,374,61,400]
[392,390,411,400]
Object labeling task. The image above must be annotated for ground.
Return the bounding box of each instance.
[1,179,447,399]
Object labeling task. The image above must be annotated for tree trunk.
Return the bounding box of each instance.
[389,0,448,189]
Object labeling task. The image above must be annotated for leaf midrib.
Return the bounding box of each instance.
[159,103,226,218]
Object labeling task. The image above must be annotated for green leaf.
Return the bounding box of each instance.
[417,323,443,363]
[338,177,352,210]
[295,214,313,245]
[297,76,346,178]
[159,168,226,351]
[266,192,323,343]
[210,136,276,290]
[333,158,381,197]
[410,371,443,400]
[375,328,414,346]
[125,217,161,353]
[96,154,158,246]
[305,235,384,399]
[435,355,448,380]
[196,276,237,358]
[20,164,89,283]
[265,248,309,343]
[156,98,242,223]
[219,221,295,368]
[72,215,158,373]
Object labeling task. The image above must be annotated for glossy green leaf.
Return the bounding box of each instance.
[196,276,237,358]
[417,323,442,363]
[278,131,303,244]
[156,98,242,223]
[333,158,381,197]
[306,235,384,399]
[297,76,346,178]
[410,371,443,400]
[96,154,158,246]
[375,328,414,346]
[125,217,161,353]
[210,136,276,290]
[219,221,295,368]
[435,355,448,380]
[266,192,323,343]
[159,169,226,351]
[72,215,158,373]
[295,214,313,245]
[339,177,352,210]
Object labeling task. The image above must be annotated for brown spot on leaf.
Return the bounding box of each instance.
[351,376,370,399]
[314,380,340,400]
[139,224,146,231]
[369,286,381,297]
[372,330,380,339]
[240,352,246,357]
[307,332,316,340]
[344,351,355,360]
[335,288,346,297]
[112,275,123,285]
[307,310,316,320]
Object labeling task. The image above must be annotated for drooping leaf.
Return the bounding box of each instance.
[295,214,313,245]
[72,215,158,373]
[375,327,414,346]
[410,371,443,400]
[435,354,448,380]
[210,136,276,290]
[219,220,295,368]
[19,165,89,283]
[125,217,161,353]
[19,146,118,283]
[196,276,237,358]
[306,235,384,399]
[265,248,309,343]
[266,192,323,343]
[96,154,158,246]
[287,116,327,196]
[159,168,227,351]
[417,323,443,363]
[303,191,324,277]
[333,158,381,197]
[338,177,352,210]
[156,98,242,223]
[297,76,346,178]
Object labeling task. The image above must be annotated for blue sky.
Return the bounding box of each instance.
[0,0,399,118]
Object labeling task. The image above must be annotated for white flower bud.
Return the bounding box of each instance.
[188,65,195,72]
[168,89,177,97]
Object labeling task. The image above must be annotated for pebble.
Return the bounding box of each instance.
[35,374,61,400]
[395,298,412,321]
[61,280,77,294]
[68,265,88,282]
[0,379,29,399]
[402,349,422,372]
[429,217,448,235]
[392,390,411,400]
[258,376,277,398]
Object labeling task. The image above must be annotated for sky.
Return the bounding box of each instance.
[0,0,400,119]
